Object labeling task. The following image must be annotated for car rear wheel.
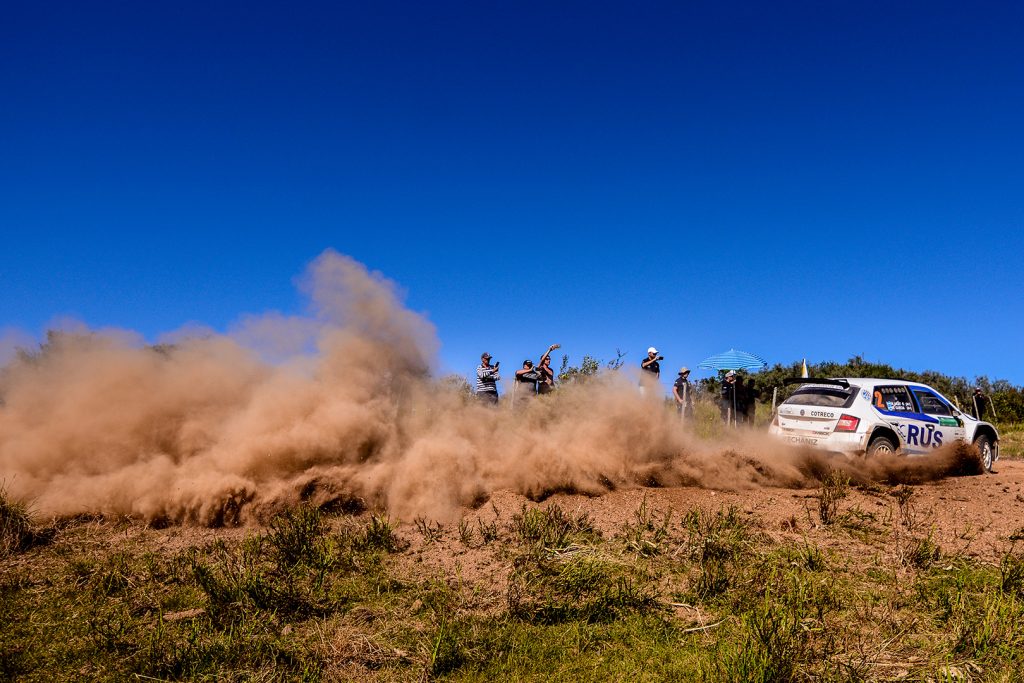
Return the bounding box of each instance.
[867,435,897,456]
[974,434,994,473]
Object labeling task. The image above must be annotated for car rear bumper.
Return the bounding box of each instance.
[769,427,867,452]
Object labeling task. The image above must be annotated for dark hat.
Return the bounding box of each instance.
[481,352,492,360]
[523,359,534,366]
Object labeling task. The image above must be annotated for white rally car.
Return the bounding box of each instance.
[768,378,1000,472]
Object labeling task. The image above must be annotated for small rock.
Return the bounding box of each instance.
[410,599,423,612]
[281,624,293,636]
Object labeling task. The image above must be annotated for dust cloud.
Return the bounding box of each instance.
[0,251,983,526]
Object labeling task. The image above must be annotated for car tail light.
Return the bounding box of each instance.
[835,414,860,432]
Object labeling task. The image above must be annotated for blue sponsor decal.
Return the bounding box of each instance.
[898,423,944,448]
[877,408,939,423]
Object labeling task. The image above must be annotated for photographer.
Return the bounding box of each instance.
[515,359,540,396]
[641,347,663,378]
[475,352,500,405]
[537,343,560,395]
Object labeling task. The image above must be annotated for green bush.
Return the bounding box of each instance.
[0,486,32,557]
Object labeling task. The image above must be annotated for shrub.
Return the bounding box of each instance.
[0,486,32,557]
[508,504,598,551]
[507,549,656,624]
[354,514,408,553]
[683,507,751,599]
[268,504,329,568]
[620,496,672,557]
[817,471,849,526]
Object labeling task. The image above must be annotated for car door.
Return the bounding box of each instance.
[908,386,966,449]
[870,384,934,453]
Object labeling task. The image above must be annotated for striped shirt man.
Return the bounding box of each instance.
[476,352,500,403]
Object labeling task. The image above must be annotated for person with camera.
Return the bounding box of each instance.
[475,352,500,405]
[639,346,663,396]
[515,359,540,397]
[537,343,560,395]
[641,347,663,378]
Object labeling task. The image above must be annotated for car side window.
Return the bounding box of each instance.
[874,385,915,412]
[912,390,951,416]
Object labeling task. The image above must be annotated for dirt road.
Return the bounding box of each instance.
[420,458,1024,586]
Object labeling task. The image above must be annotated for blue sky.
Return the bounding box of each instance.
[2,1,1023,389]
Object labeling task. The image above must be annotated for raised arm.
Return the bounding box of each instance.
[538,343,560,365]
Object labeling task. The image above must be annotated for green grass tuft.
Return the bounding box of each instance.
[0,486,33,557]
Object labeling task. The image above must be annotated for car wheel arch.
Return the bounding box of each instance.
[972,425,999,470]
[973,424,998,446]
[867,426,901,451]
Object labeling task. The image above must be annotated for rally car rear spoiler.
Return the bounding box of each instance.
[783,378,850,388]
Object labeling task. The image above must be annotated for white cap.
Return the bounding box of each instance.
[647,347,658,354]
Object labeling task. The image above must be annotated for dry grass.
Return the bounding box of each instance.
[2,491,1023,681]
[998,423,1024,459]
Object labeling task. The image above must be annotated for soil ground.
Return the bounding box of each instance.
[4,454,1023,681]
[410,458,1024,588]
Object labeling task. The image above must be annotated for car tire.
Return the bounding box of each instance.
[866,435,897,456]
[974,434,994,473]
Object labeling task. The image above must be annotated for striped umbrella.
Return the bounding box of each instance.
[696,348,767,371]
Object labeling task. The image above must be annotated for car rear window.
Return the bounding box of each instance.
[783,384,859,408]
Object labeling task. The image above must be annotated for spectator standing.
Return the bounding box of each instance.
[734,374,749,424]
[475,352,500,405]
[744,378,759,425]
[641,347,662,378]
[720,371,738,425]
[972,387,988,421]
[639,347,663,396]
[515,360,539,398]
[537,343,560,395]
[673,367,694,420]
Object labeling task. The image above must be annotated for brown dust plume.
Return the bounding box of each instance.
[0,251,983,525]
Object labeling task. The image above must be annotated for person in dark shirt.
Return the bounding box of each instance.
[743,378,759,425]
[515,360,539,397]
[972,387,988,421]
[720,371,738,425]
[673,367,694,419]
[641,347,662,377]
[639,347,663,396]
[734,374,749,424]
[537,343,560,394]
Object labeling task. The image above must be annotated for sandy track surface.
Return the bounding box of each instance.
[400,459,1024,589]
